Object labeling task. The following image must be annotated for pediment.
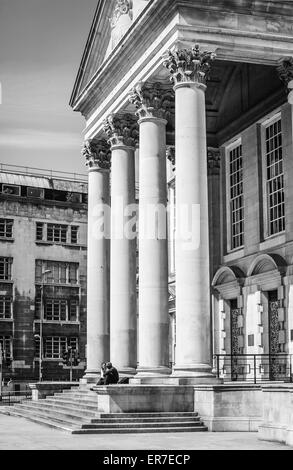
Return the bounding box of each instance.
[70,0,117,107]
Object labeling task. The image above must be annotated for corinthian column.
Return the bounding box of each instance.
[163,45,216,380]
[103,114,138,374]
[82,140,111,383]
[129,82,173,378]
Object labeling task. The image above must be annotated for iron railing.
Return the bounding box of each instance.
[213,354,293,384]
[0,163,87,183]
[0,387,32,406]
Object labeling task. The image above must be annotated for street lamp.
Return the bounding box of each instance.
[35,269,51,382]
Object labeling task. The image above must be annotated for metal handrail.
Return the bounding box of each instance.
[0,163,87,183]
[213,353,293,384]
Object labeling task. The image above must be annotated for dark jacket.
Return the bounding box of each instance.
[104,366,119,384]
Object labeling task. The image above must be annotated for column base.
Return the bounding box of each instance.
[130,366,171,384]
[118,367,137,377]
[81,370,100,384]
[171,363,222,385]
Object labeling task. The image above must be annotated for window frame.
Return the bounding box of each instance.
[0,219,13,239]
[261,112,285,239]
[0,257,13,281]
[225,138,244,253]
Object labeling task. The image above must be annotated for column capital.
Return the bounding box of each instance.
[207,148,221,175]
[277,57,293,104]
[129,82,174,121]
[111,0,132,28]
[163,44,216,88]
[103,113,139,148]
[82,139,111,170]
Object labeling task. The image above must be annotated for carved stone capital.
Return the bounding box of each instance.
[82,139,111,170]
[129,82,174,121]
[103,114,139,148]
[278,57,293,86]
[110,0,132,28]
[278,57,293,103]
[166,146,175,168]
[207,148,221,175]
[163,44,216,87]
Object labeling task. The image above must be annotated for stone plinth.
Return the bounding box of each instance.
[193,384,263,431]
[90,385,194,413]
[258,384,293,446]
[29,382,79,401]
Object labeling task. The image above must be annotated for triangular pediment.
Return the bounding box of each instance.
[70,0,117,107]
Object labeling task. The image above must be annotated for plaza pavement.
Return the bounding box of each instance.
[0,414,291,450]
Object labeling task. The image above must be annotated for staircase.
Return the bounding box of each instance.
[0,387,208,434]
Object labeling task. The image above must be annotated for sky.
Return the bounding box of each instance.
[0,0,98,175]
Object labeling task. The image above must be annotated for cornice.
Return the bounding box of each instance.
[70,0,293,133]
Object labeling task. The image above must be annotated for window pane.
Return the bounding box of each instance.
[229,144,244,250]
[266,118,285,236]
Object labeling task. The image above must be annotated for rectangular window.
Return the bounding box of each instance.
[47,224,68,244]
[43,336,78,359]
[27,187,44,198]
[0,336,12,359]
[0,296,12,319]
[228,143,244,250]
[0,219,13,238]
[265,118,285,236]
[36,222,44,241]
[2,185,20,196]
[248,334,254,347]
[0,258,12,280]
[68,299,78,322]
[70,226,79,244]
[45,299,67,321]
[35,260,79,285]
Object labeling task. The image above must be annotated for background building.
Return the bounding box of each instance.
[0,164,88,387]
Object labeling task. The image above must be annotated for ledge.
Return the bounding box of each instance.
[29,381,79,400]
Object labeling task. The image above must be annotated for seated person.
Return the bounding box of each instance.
[104,362,119,385]
[96,362,107,385]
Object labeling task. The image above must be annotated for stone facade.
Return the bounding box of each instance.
[70,0,293,388]
[0,166,88,386]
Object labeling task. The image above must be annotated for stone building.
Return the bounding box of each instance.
[0,165,88,386]
[69,0,293,387]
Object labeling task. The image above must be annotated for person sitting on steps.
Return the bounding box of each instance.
[104,362,119,385]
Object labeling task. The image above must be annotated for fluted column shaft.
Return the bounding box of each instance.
[164,45,216,377]
[129,83,172,376]
[82,140,111,382]
[104,114,138,374]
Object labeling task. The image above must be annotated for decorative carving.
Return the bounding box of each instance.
[207,148,221,174]
[278,57,293,103]
[277,57,293,86]
[110,0,132,28]
[163,44,216,87]
[82,139,111,170]
[166,146,175,168]
[129,82,174,121]
[103,114,139,148]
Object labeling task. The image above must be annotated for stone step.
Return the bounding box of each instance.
[54,393,98,401]
[0,408,77,432]
[81,421,204,430]
[17,401,99,418]
[72,426,208,435]
[0,406,208,434]
[44,397,99,406]
[98,412,199,418]
[44,398,100,412]
[91,416,201,424]
[12,403,95,423]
